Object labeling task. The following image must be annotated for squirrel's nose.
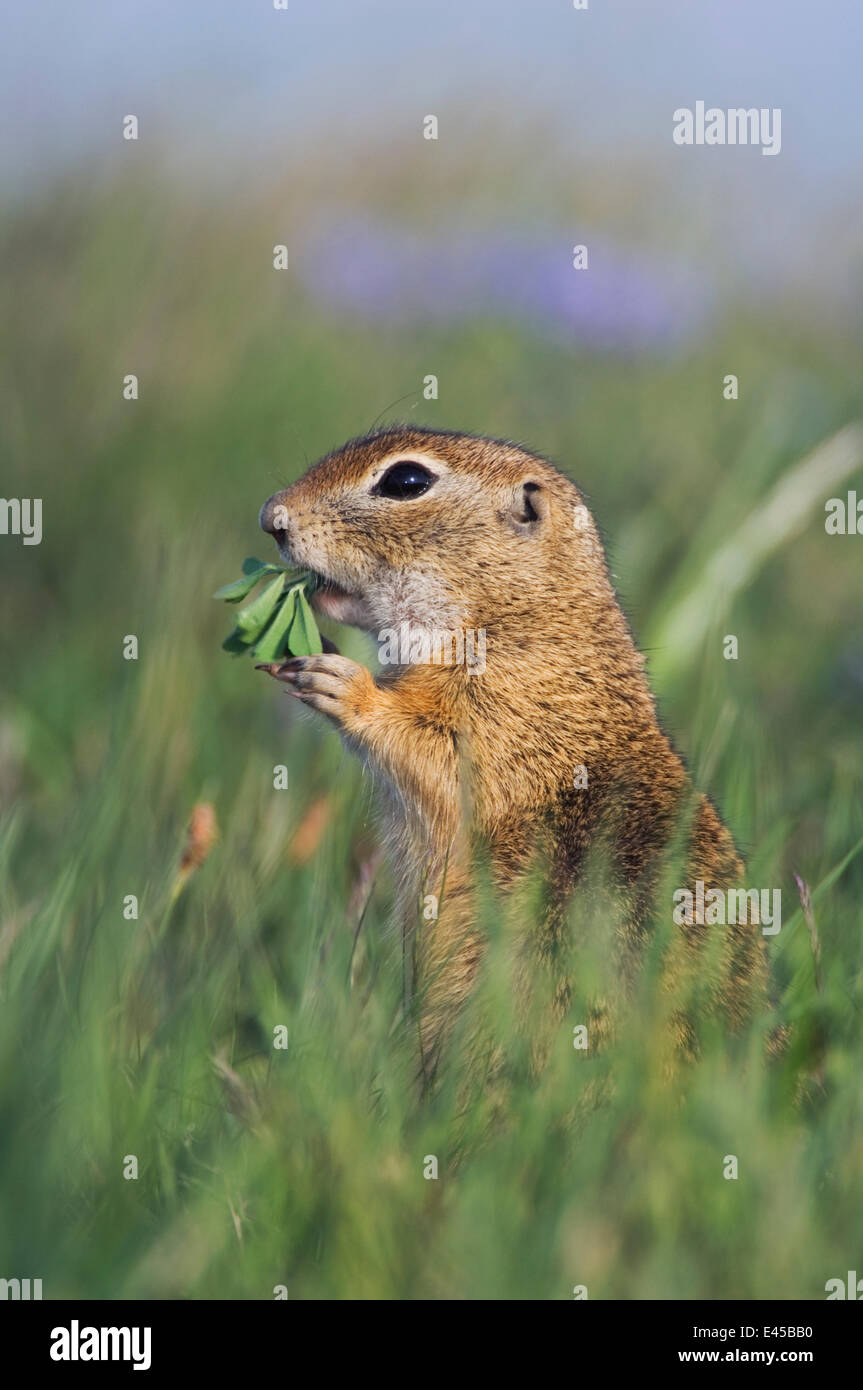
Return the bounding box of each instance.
[258,492,288,540]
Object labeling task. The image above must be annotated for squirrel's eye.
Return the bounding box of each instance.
[374,461,435,500]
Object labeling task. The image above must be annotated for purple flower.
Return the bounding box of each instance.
[300,218,713,354]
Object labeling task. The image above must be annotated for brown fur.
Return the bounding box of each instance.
[258,427,768,1074]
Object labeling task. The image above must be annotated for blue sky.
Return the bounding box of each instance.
[2,0,860,195]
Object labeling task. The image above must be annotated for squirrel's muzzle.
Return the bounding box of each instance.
[258,492,289,542]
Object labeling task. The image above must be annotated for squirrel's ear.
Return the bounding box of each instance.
[507,480,549,534]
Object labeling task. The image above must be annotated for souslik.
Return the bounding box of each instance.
[258,426,770,1074]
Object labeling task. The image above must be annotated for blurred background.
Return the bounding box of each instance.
[0,0,861,1299]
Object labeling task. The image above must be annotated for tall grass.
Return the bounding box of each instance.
[0,163,861,1298]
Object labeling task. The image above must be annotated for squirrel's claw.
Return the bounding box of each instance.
[255,662,291,680]
[255,635,341,680]
[269,653,376,729]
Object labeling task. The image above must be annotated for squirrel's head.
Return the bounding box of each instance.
[258,426,607,640]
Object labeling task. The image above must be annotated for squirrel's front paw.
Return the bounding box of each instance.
[259,654,378,730]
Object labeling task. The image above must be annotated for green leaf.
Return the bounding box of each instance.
[252,590,298,662]
[288,585,323,656]
[213,564,282,603]
[216,560,324,661]
[221,627,252,654]
[235,574,287,640]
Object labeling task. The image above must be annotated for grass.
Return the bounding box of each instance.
[0,159,862,1300]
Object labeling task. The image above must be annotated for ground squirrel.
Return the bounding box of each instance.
[258,426,768,1073]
